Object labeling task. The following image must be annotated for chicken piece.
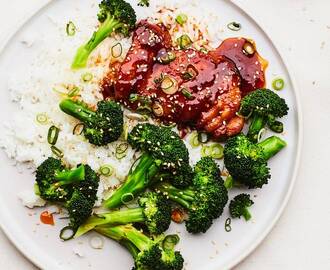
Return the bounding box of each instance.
[209,37,268,96]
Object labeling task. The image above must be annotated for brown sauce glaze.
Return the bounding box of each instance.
[102,22,267,139]
[210,37,268,96]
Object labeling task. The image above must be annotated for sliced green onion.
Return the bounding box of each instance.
[225,218,232,232]
[152,102,164,117]
[181,88,194,100]
[99,164,114,177]
[257,128,266,143]
[268,121,284,133]
[67,86,80,97]
[129,93,139,103]
[122,122,129,140]
[161,76,178,95]
[175,13,188,26]
[47,125,60,145]
[189,133,200,148]
[201,143,224,159]
[36,113,48,125]
[163,235,180,250]
[73,123,85,135]
[121,193,134,205]
[272,78,285,90]
[157,51,176,64]
[227,21,241,31]
[200,47,208,54]
[201,145,212,157]
[66,21,76,36]
[116,143,128,159]
[210,143,224,159]
[60,226,75,241]
[177,34,192,49]
[198,132,209,143]
[111,43,122,58]
[82,72,93,82]
[51,145,64,158]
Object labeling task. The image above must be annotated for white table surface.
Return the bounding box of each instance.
[0,0,329,269]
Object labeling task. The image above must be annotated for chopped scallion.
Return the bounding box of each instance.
[60,226,75,241]
[175,13,188,26]
[99,164,114,177]
[51,145,64,158]
[181,88,194,100]
[73,123,85,135]
[177,34,192,49]
[227,21,241,31]
[66,21,76,36]
[36,113,48,125]
[189,133,200,148]
[82,72,93,82]
[47,125,60,145]
[121,193,134,204]
[111,43,122,58]
[272,78,285,91]
[198,132,209,143]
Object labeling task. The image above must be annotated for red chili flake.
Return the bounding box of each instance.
[40,211,55,226]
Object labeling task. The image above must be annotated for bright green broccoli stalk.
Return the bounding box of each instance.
[229,193,254,221]
[224,134,286,188]
[35,157,85,201]
[59,99,123,146]
[95,224,184,270]
[156,157,228,234]
[71,0,136,69]
[239,88,289,142]
[102,123,193,209]
[75,192,171,237]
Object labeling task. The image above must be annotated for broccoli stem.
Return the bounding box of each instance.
[75,208,145,238]
[156,183,194,209]
[103,154,160,209]
[59,99,95,123]
[95,225,152,251]
[242,208,252,221]
[71,16,123,69]
[257,136,287,160]
[121,240,139,259]
[54,164,85,186]
[247,113,267,142]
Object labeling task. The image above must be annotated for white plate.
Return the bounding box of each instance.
[0,0,302,269]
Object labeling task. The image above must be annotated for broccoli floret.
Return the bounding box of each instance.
[103,123,192,209]
[75,192,171,237]
[65,190,95,229]
[35,157,85,201]
[138,0,150,7]
[96,225,184,270]
[96,225,162,270]
[156,157,228,234]
[72,0,136,69]
[229,193,254,221]
[224,134,286,188]
[75,164,100,202]
[239,88,289,142]
[59,99,123,146]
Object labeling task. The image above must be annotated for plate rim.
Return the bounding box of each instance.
[0,1,303,269]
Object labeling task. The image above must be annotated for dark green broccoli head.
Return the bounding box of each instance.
[74,164,100,202]
[98,0,137,36]
[138,0,150,7]
[229,193,254,221]
[224,134,270,188]
[66,190,95,229]
[138,192,171,235]
[135,244,162,270]
[35,157,85,202]
[84,100,124,146]
[240,88,289,118]
[59,99,123,146]
[128,123,192,187]
[186,157,228,233]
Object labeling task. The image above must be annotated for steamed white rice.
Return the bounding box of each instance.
[0,0,226,207]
